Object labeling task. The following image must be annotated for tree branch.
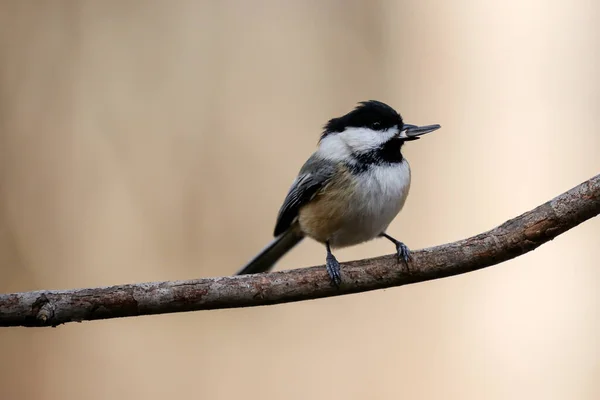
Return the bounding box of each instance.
[1,174,599,328]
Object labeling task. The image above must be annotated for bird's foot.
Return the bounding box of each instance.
[326,252,342,287]
[395,241,412,270]
[380,233,412,273]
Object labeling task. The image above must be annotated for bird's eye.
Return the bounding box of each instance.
[371,121,381,129]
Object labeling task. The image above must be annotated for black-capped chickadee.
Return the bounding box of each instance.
[237,100,440,286]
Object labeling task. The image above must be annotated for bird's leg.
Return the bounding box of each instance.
[325,241,342,287]
[380,233,412,271]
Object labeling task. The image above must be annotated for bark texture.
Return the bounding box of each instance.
[1,174,599,328]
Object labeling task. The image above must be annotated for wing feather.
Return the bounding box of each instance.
[273,156,336,236]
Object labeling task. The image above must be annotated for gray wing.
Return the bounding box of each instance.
[273,155,337,236]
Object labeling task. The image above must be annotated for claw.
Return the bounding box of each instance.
[395,242,412,272]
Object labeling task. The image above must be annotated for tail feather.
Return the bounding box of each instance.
[236,228,304,275]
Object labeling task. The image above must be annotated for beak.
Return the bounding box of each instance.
[399,123,441,141]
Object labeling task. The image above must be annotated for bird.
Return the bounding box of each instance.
[236,100,440,286]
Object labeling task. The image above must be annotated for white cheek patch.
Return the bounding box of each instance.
[317,126,400,161]
[340,126,399,153]
[317,134,352,161]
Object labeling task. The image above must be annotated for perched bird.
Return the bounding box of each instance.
[236,100,440,286]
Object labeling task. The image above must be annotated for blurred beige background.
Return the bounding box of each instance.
[1,1,599,399]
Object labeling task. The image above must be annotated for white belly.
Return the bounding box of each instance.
[329,160,411,248]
